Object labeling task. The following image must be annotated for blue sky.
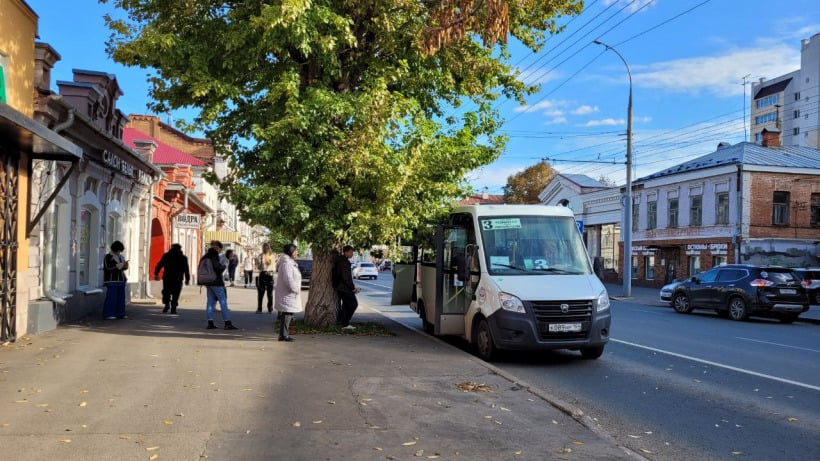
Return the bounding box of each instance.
[27,0,820,194]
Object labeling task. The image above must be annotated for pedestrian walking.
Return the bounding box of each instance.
[332,245,360,330]
[243,251,255,288]
[153,243,190,314]
[102,240,129,320]
[256,242,275,313]
[225,249,239,286]
[200,240,238,330]
[274,243,302,341]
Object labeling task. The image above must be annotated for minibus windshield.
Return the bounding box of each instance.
[478,215,592,276]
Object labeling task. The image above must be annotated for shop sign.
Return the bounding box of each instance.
[175,213,201,229]
[103,149,155,185]
[686,243,728,255]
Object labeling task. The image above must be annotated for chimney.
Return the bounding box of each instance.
[482,187,489,200]
[132,139,157,163]
[34,42,61,93]
[761,128,781,148]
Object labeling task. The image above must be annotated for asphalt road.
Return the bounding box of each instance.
[356,274,820,461]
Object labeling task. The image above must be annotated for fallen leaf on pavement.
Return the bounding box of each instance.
[312,420,322,424]
[60,439,71,443]
[373,447,383,451]
[787,417,798,422]
[572,441,584,445]
[455,382,493,393]
[402,441,417,446]
[79,402,87,407]
[414,449,424,456]
[146,446,160,451]
[163,420,173,425]
[292,422,301,427]
[149,455,158,461]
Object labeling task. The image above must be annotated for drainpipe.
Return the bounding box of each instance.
[735,164,743,264]
[43,108,75,305]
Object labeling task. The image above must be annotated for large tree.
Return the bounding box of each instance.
[503,161,555,203]
[104,0,583,326]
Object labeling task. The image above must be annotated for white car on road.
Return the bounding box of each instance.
[353,262,379,280]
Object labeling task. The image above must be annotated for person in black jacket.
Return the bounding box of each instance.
[102,240,129,320]
[332,245,360,330]
[202,240,238,330]
[154,243,191,314]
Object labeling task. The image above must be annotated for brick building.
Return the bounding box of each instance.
[627,131,820,288]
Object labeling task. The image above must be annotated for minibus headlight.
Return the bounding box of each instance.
[595,290,610,312]
[499,292,525,313]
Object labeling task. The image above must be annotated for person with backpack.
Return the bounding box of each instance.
[154,243,190,314]
[199,240,238,330]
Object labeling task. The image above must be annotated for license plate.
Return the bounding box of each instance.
[549,323,582,333]
[780,288,797,295]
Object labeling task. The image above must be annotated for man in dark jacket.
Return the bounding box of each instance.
[154,243,191,314]
[333,245,360,330]
[202,241,237,330]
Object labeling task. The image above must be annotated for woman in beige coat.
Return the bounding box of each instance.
[274,243,302,342]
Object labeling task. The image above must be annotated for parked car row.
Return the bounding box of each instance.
[660,264,811,323]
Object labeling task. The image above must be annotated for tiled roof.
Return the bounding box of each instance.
[637,141,820,182]
[459,194,506,205]
[123,127,207,166]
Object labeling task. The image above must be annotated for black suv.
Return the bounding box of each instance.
[671,264,810,323]
[295,259,312,290]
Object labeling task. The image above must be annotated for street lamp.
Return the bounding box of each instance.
[594,40,633,297]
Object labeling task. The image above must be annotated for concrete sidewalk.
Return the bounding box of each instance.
[0,283,638,461]
[604,282,820,324]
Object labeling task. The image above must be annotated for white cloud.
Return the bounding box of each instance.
[572,105,599,115]
[633,43,800,97]
[584,118,624,127]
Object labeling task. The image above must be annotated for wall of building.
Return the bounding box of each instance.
[0,0,37,336]
[747,171,820,239]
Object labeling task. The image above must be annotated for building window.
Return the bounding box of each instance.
[772,191,790,226]
[794,110,800,119]
[794,92,801,101]
[690,195,702,226]
[713,255,727,267]
[645,255,655,280]
[755,132,762,143]
[715,192,729,225]
[107,214,121,248]
[755,94,779,109]
[809,193,820,227]
[793,127,800,135]
[754,112,778,124]
[668,198,678,228]
[79,208,93,286]
[632,202,639,232]
[647,201,657,230]
[689,256,701,276]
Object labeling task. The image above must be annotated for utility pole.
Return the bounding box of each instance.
[741,74,751,141]
[594,40,633,297]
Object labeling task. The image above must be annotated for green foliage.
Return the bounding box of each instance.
[503,161,555,204]
[104,0,582,252]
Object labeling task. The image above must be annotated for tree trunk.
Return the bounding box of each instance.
[303,250,339,327]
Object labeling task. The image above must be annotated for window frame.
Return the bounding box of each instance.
[772,191,790,226]
[690,195,702,227]
[715,192,729,225]
[647,201,657,230]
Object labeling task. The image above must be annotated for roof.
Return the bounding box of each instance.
[561,174,609,189]
[458,194,506,205]
[637,141,820,182]
[754,78,792,99]
[123,127,207,166]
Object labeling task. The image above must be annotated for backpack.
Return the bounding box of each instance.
[197,256,219,285]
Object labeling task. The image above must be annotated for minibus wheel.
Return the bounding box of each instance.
[475,319,497,361]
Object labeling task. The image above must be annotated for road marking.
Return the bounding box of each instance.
[735,336,820,353]
[611,338,820,392]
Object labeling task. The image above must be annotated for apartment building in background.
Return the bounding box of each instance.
[750,33,820,148]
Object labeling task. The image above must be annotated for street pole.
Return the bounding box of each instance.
[594,40,632,297]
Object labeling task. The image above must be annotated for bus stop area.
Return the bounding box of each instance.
[0,283,638,461]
